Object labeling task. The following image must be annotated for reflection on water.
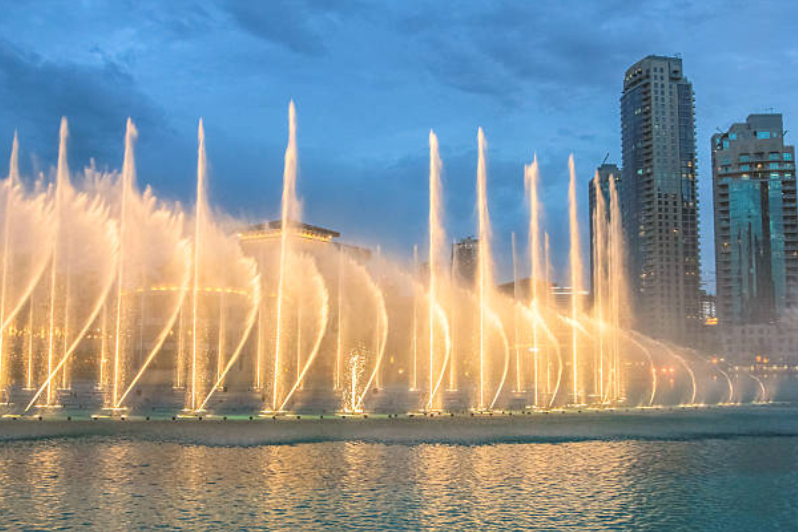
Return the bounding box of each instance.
[1,436,797,530]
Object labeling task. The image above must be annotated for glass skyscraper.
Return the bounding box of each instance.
[620,55,701,342]
[711,113,798,325]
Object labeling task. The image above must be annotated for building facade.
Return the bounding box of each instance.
[711,114,797,362]
[711,113,797,324]
[620,55,701,342]
[451,237,478,286]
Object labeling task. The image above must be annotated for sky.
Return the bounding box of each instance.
[0,0,795,288]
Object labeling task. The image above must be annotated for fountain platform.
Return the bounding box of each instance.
[0,404,792,447]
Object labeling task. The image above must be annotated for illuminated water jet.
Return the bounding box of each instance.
[476,128,492,410]
[567,155,582,404]
[524,156,542,405]
[272,101,299,413]
[0,111,761,417]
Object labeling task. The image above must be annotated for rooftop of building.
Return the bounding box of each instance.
[238,220,341,242]
[712,112,792,149]
[596,163,621,180]
[623,54,686,89]
[722,113,784,134]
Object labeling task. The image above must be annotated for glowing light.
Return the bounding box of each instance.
[272,101,298,412]
[568,155,582,404]
[0,111,758,417]
[476,127,490,410]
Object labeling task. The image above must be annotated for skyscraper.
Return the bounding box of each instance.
[451,236,478,286]
[589,162,620,299]
[711,113,797,325]
[620,55,701,341]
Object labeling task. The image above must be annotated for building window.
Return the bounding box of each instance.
[729,133,737,140]
[785,153,793,161]
[757,131,771,139]
[740,155,750,163]
[770,162,780,170]
[740,164,750,171]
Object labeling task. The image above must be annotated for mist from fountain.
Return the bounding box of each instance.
[0,103,771,418]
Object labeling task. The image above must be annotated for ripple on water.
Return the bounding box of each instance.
[0,417,797,530]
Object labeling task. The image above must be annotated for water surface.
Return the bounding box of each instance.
[1,409,796,531]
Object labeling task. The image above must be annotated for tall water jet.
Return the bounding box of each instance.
[190,119,207,412]
[592,172,607,401]
[0,108,753,416]
[26,119,117,412]
[524,155,542,406]
[105,123,191,410]
[476,127,493,410]
[608,177,625,401]
[7,131,19,182]
[46,119,69,405]
[272,100,300,412]
[567,155,583,404]
[0,132,18,389]
[426,130,447,410]
[1,134,53,393]
[111,118,137,408]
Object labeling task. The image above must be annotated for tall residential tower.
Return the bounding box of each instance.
[620,55,701,342]
[711,113,797,325]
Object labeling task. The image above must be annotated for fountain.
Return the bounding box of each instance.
[0,103,770,419]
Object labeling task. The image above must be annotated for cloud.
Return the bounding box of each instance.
[217,0,364,56]
[0,40,166,170]
[390,1,705,109]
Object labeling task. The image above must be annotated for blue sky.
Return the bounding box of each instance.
[0,1,795,288]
